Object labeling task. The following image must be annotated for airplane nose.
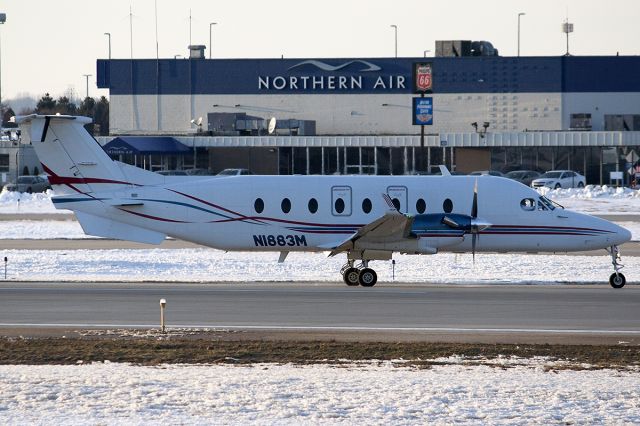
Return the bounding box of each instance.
[612,223,632,246]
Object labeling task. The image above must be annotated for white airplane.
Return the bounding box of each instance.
[18,115,632,288]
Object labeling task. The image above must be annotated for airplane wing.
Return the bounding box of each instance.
[326,209,414,257]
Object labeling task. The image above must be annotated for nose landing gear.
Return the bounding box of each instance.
[340,260,378,287]
[606,245,626,289]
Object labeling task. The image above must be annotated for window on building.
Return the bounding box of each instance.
[0,154,9,172]
[308,148,322,175]
[323,147,339,175]
[293,148,307,175]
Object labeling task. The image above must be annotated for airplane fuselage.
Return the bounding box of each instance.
[53,174,629,254]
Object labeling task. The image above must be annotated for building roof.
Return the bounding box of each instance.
[103,136,191,155]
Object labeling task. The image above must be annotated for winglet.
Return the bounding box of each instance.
[438,165,452,176]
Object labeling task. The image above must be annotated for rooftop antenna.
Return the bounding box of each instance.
[154,0,159,60]
[129,4,133,59]
[189,9,192,46]
[562,15,574,56]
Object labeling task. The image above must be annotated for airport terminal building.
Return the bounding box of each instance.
[93,46,640,184]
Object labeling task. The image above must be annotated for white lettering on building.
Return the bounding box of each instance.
[257,74,395,90]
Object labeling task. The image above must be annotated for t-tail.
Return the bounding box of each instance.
[16,114,162,195]
[17,115,167,244]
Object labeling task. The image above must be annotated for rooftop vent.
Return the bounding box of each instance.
[188,45,206,59]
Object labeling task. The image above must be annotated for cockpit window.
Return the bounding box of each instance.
[520,198,536,211]
[537,196,555,211]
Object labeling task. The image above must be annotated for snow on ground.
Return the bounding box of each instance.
[0,220,94,239]
[0,362,638,425]
[540,185,640,213]
[2,248,637,284]
[2,185,640,216]
[0,190,68,214]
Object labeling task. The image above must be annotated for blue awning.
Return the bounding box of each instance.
[103,136,191,155]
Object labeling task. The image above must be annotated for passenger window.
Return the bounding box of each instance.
[281,198,291,214]
[520,198,536,211]
[362,198,372,214]
[335,198,345,214]
[443,198,453,213]
[392,198,401,211]
[416,198,426,214]
[254,198,264,214]
[308,198,318,214]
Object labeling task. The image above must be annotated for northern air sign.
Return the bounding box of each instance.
[257,59,409,93]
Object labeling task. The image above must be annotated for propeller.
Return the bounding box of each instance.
[470,179,479,262]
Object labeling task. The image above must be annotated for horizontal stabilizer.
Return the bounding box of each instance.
[75,211,166,244]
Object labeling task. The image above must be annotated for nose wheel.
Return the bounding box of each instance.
[606,245,626,289]
[340,261,378,287]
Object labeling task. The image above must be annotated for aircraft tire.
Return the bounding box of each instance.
[359,268,377,287]
[343,267,360,286]
[609,273,626,289]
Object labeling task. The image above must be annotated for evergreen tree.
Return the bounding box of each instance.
[55,96,77,115]
[36,93,56,113]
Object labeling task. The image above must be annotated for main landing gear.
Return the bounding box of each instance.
[606,245,626,289]
[340,260,378,287]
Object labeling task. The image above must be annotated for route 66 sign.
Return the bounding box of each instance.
[413,62,433,93]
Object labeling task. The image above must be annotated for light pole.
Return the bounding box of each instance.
[517,12,525,56]
[104,32,111,59]
[390,24,398,58]
[0,13,6,121]
[82,74,92,99]
[209,22,217,59]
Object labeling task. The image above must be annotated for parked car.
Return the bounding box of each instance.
[185,168,212,176]
[505,170,541,186]
[157,170,189,176]
[216,168,253,176]
[4,175,51,193]
[469,170,505,177]
[531,170,586,189]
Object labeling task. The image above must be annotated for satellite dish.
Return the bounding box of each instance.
[267,117,276,134]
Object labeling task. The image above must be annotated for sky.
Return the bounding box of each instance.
[1,0,639,109]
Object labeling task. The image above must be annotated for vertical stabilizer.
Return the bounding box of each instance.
[18,115,132,195]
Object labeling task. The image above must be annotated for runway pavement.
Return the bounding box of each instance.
[0,282,638,344]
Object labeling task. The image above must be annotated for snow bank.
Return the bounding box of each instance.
[0,362,638,424]
[0,189,68,214]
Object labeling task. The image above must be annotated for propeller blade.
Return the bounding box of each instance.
[471,178,478,219]
[472,233,477,263]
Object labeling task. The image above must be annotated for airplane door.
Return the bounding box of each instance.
[331,186,352,216]
[387,186,408,213]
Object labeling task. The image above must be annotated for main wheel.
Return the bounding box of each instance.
[609,273,626,289]
[343,267,360,286]
[358,268,377,287]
